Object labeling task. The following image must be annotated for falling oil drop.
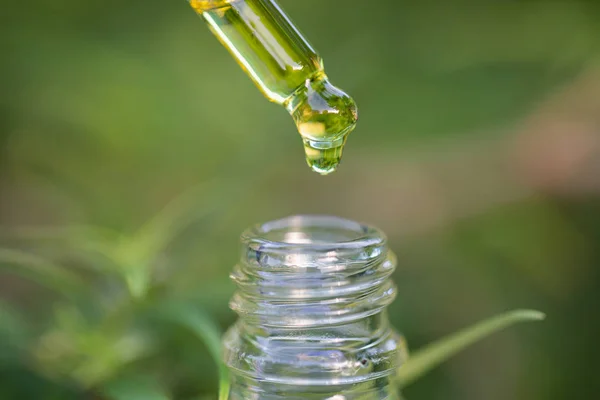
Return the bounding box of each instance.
[291,75,357,175]
[303,137,346,175]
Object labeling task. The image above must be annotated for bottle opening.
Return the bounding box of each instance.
[233,215,397,322]
[225,216,405,396]
[243,215,385,250]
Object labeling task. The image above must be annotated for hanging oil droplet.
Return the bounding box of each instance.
[189,0,358,174]
[303,137,346,175]
[288,72,357,175]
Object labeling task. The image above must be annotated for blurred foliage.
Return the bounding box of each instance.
[397,309,545,388]
[2,0,600,398]
[0,185,543,398]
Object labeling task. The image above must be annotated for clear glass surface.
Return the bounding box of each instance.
[223,216,407,399]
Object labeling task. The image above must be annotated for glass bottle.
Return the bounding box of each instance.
[223,215,407,399]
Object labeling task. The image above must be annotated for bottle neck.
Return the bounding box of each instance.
[238,311,391,343]
[230,238,397,329]
[223,216,404,398]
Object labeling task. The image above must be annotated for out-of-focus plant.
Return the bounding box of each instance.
[0,181,239,399]
[0,184,544,399]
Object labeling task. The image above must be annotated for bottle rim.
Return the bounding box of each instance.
[241,215,387,252]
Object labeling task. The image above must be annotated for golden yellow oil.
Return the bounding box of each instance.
[189,0,357,174]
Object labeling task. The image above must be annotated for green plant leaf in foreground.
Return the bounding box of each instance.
[157,302,230,400]
[113,180,239,299]
[398,309,546,388]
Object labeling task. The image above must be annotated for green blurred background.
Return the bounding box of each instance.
[2,0,600,398]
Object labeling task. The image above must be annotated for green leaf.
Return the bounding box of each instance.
[114,181,233,298]
[398,309,545,387]
[123,181,221,263]
[157,302,230,400]
[0,248,86,300]
[102,375,171,400]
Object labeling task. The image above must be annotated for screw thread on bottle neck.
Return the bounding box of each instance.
[223,216,405,398]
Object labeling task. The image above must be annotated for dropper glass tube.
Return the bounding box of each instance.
[188,0,358,174]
